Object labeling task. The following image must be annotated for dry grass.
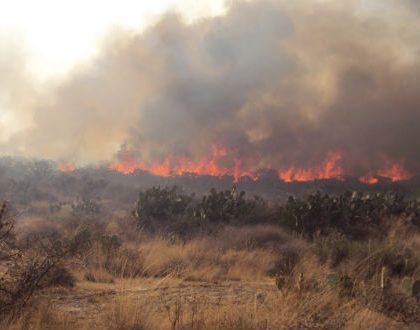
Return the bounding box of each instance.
[76,225,303,283]
[0,299,74,330]
[2,215,419,330]
[2,279,415,330]
[104,296,154,330]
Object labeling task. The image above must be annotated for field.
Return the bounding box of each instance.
[0,180,419,330]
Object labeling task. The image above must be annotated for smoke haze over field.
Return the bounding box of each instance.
[1,0,420,180]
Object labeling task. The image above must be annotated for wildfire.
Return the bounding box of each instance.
[359,173,379,185]
[109,147,413,184]
[278,152,344,182]
[359,162,411,184]
[378,163,411,182]
[109,145,257,181]
[58,162,76,172]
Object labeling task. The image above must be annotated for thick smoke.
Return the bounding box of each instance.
[1,0,420,177]
[0,32,35,147]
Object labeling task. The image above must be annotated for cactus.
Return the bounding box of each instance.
[275,274,286,291]
[325,272,353,296]
[325,272,340,287]
[413,279,420,300]
[400,277,413,296]
[339,275,353,297]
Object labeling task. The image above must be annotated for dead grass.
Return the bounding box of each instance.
[0,299,74,330]
[2,269,418,330]
[104,296,154,330]
[2,216,419,330]
[4,279,415,330]
[75,225,303,283]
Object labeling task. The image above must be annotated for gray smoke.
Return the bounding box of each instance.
[1,0,420,177]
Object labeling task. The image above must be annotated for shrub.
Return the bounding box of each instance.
[134,186,193,229]
[71,197,101,216]
[413,279,420,300]
[278,191,420,238]
[197,187,268,224]
[134,186,271,234]
[400,277,413,296]
[314,231,350,266]
[325,272,340,287]
[0,207,91,319]
[39,266,75,288]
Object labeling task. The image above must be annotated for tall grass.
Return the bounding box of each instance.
[2,207,419,329]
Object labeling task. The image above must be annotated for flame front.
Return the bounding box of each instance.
[359,162,411,184]
[109,145,257,181]
[109,147,413,184]
[278,152,344,182]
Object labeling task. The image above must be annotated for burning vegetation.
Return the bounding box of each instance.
[107,147,411,184]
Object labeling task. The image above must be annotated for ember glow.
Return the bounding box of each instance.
[58,162,76,172]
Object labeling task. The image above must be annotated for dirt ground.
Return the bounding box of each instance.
[45,279,277,327]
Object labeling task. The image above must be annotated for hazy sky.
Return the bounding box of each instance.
[0,0,226,146]
[0,0,227,78]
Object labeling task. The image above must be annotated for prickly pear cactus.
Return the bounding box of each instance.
[339,274,353,297]
[325,272,340,287]
[275,274,286,291]
[400,277,413,296]
[413,279,420,300]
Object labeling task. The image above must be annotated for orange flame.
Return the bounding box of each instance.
[277,152,344,182]
[58,163,76,172]
[109,145,257,181]
[377,163,411,182]
[359,173,379,184]
[359,162,411,184]
[110,147,413,184]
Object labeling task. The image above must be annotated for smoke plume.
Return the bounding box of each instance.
[1,0,420,180]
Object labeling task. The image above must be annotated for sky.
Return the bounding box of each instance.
[0,0,227,78]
